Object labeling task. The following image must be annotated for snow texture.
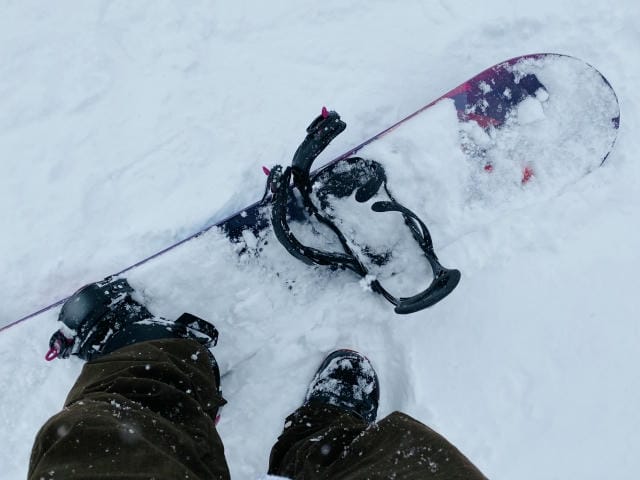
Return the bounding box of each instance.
[1,1,640,479]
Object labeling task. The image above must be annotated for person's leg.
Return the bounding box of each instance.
[29,338,229,480]
[30,278,229,480]
[268,402,369,477]
[268,350,487,480]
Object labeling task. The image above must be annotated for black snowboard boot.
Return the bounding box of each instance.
[47,277,220,366]
[305,349,380,423]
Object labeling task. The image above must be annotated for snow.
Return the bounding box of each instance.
[1,1,640,479]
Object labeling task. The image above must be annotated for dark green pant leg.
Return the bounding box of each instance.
[269,406,487,480]
[29,338,229,480]
[268,404,369,478]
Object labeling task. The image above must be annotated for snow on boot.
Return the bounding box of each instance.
[47,277,219,362]
[305,349,380,423]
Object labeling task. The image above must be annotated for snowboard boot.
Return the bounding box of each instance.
[47,277,220,367]
[304,349,380,423]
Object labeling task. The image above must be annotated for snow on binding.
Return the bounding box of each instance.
[2,53,620,331]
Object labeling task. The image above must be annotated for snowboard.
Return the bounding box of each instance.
[223,53,620,239]
[2,53,620,331]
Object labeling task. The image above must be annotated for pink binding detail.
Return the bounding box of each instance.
[262,166,271,176]
[45,347,59,361]
[321,106,329,118]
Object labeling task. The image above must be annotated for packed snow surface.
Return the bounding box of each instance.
[1,1,639,479]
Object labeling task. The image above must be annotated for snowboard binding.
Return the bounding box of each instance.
[265,108,461,314]
[46,277,220,362]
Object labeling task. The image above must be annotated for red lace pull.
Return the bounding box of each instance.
[45,347,59,361]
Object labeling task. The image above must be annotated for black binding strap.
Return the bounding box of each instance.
[270,165,368,276]
[369,199,461,313]
[267,109,461,314]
